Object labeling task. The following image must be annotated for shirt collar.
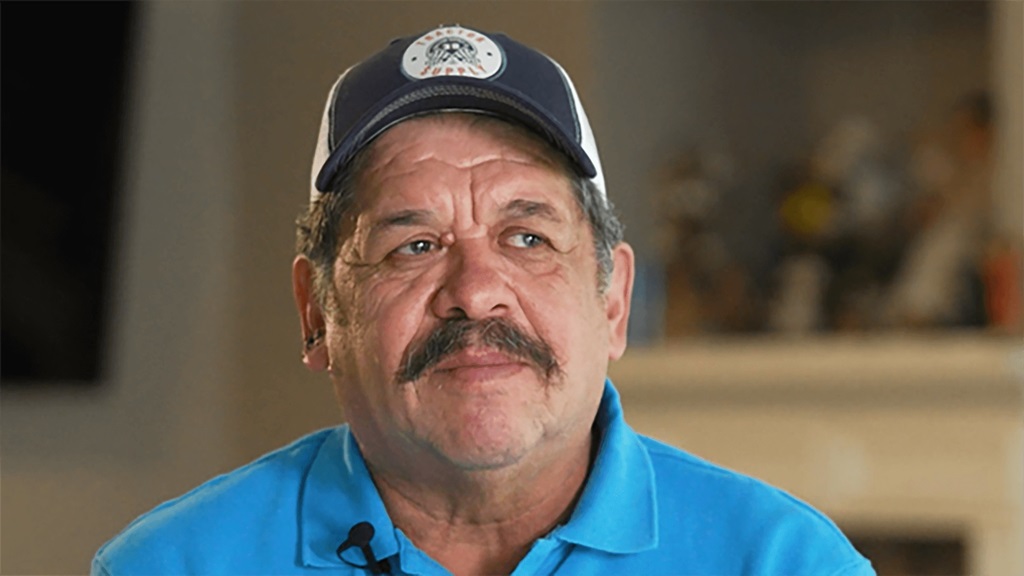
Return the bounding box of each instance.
[300,427,401,569]
[551,379,659,553]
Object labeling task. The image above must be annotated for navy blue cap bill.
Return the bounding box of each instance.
[310,24,606,202]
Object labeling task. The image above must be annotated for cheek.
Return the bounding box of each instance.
[513,256,608,356]
[347,269,438,372]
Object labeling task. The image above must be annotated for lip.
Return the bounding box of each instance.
[433,349,524,373]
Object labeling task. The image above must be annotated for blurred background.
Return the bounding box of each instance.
[2,2,1021,574]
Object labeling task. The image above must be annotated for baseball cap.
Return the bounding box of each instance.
[310,24,606,204]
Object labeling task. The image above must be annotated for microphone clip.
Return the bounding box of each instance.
[337,521,391,575]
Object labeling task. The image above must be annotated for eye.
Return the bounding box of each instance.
[507,232,546,249]
[393,239,437,256]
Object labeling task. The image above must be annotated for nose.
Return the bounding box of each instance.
[430,239,513,320]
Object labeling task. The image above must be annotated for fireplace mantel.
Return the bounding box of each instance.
[612,333,1021,404]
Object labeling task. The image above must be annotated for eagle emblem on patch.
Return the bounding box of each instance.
[401,25,504,80]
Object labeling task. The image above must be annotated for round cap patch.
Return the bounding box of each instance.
[401,26,505,80]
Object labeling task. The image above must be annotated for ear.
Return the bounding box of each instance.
[605,242,635,361]
[292,255,329,372]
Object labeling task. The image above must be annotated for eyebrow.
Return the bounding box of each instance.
[500,199,565,223]
[365,199,565,241]
[366,209,434,239]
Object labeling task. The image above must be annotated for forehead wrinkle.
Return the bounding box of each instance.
[364,116,563,177]
[370,152,556,181]
[357,152,465,223]
[469,159,578,223]
[357,115,574,238]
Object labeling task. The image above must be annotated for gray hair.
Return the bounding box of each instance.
[295,123,624,309]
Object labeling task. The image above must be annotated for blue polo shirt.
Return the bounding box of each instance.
[93,381,873,575]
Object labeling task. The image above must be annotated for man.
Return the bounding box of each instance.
[94,25,874,575]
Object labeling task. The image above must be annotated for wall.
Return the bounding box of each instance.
[591,2,992,268]
[2,3,237,573]
[592,3,803,261]
[992,0,1024,240]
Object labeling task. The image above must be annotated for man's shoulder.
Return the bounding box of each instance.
[637,435,872,574]
[93,428,337,575]
[640,434,825,514]
[639,434,814,506]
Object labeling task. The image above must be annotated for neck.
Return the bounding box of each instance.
[366,432,594,576]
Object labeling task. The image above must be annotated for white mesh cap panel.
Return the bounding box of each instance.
[547,58,607,206]
[310,69,351,203]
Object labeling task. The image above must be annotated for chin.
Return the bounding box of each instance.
[428,418,540,472]
[441,448,527,472]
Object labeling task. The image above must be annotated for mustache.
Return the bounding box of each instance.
[395,317,561,384]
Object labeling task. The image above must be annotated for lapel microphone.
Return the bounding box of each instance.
[337,521,391,575]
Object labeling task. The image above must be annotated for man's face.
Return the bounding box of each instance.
[310,115,632,474]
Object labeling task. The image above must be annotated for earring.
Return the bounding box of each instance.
[301,328,330,372]
[304,328,325,351]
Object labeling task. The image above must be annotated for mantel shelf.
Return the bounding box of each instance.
[610,333,1023,408]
